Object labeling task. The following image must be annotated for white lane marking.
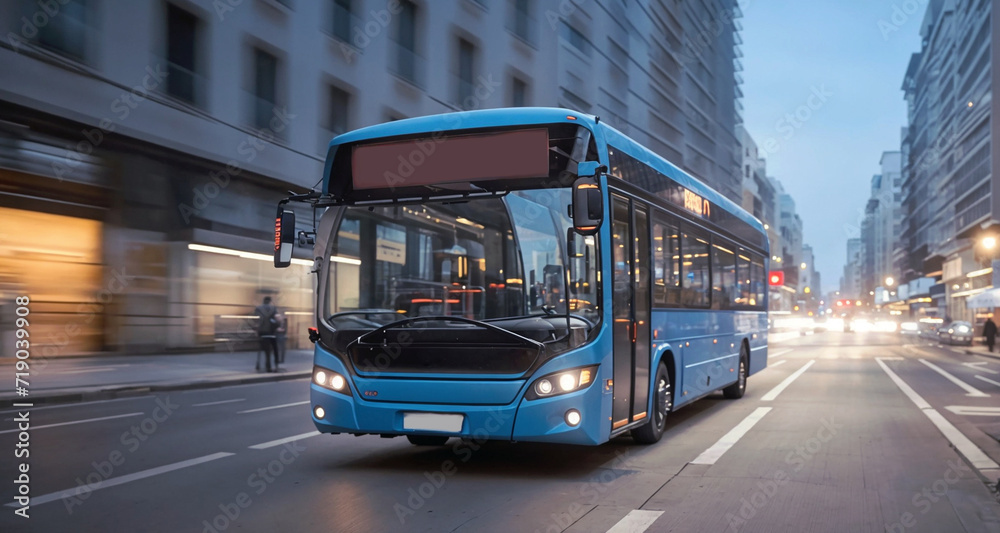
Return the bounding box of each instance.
[769,349,793,359]
[249,431,321,450]
[875,358,931,409]
[876,360,1000,471]
[4,452,234,508]
[767,359,788,368]
[922,410,1000,470]
[691,407,772,465]
[761,360,815,401]
[821,354,840,359]
[974,375,1000,388]
[964,362,999,375]
[0,396,153,414]
[944,406,1000,416]
[0,412,144,434]
[238,401,309,414]
[606,510,664,533]
[192,398,246,407]
[919,359,990,397]
[879,357,905,361]
[60,368,116,375]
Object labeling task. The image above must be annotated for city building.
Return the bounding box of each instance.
[898,0,996,323]
[0,0,747,355]
[841,237,862,299]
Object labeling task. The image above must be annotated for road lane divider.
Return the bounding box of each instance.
[944,406,1000,416]
[769,349,793,359]
[249,431,321,450]
[238,401,309,414]
[0,412,144,434]
[876,358,999,471]
[919,359,990,397]
[964,362,998,375]
[3,452,235,508]
[760,360,815,401]
[691,407,772,465]
[605,509,664,533]
[766,360,788,368]
[973,375,1000,388]
[192,399,246,407]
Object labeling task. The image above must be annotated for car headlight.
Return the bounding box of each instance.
[313,366,350,395]
[956,326,969,333]
[525,366,598,400]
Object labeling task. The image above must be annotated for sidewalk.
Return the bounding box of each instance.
[0,349,313,407]
[963,344,1000,361]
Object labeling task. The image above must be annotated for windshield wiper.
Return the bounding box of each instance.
[351,316,544,351]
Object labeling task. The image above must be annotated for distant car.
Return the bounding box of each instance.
[899,321,919,335]
[938,321,973,345]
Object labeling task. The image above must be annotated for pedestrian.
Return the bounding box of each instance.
[254,296,280,372]
[983,317,997,353]
[275,312,288,364]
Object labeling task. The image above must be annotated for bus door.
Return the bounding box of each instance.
[610,195,652,431]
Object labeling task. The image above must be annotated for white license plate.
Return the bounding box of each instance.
[403,413,464,433]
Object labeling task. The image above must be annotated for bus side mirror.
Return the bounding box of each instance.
[274,208,295,268]
[572,174,604,236]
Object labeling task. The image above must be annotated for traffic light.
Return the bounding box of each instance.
[768,271,785,286]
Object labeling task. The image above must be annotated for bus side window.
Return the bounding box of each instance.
[711,241,735,311]
[681,227,710,308]
[737,251,752,306]
[652,214,681,306]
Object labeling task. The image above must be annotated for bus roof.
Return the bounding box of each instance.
[325,107,765,237]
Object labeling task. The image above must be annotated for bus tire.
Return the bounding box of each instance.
[406,435,449,446]
[723,345,748,399]
[632,364,672,444]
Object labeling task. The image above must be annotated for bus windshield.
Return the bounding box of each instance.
[323,188,600,344]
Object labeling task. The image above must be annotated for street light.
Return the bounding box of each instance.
[800,262,807,270]
[885,276,894,287]
[983,236,997,250]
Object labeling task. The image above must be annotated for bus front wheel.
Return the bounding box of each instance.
[632,364,672,444]
[406,435,449,446]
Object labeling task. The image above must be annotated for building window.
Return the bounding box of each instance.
[561,23,590,57]
[511,77,528,107]
[326,85,350,135]
[166,4,201,106]
[508,0,533,44]
[328,0,353,43]
[36,0,89,60]
[390,0,421,86]
[253,48,279,130]
[457,38,475,106]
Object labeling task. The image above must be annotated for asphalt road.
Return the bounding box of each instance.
[2,332,999,532]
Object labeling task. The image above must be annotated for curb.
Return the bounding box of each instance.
[963,349,1000,362]
[0,370,311,409]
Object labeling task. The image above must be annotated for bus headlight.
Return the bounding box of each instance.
[313,366,350,395]
[526,366,598,400]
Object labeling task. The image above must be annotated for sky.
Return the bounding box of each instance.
[739,0,925,294]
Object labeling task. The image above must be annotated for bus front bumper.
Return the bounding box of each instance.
[310,374,609,446]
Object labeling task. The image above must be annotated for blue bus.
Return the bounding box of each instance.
[273,107,769,446]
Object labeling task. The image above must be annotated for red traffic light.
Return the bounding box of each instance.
[768,271,785,286]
